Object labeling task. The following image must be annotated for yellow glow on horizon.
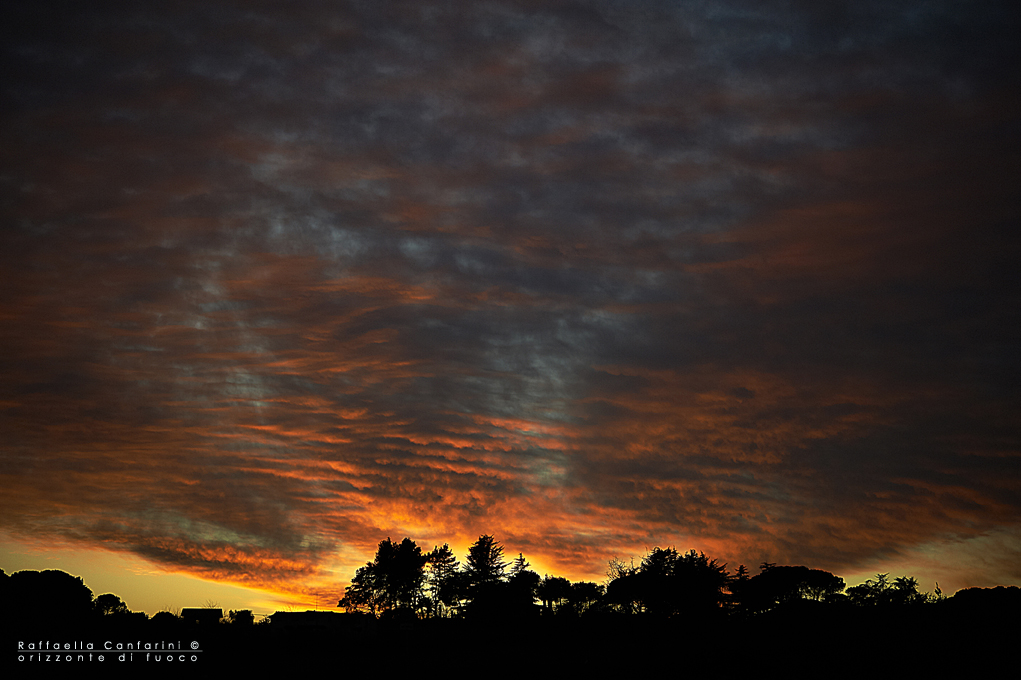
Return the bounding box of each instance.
[0,533,310,618]
[840,527,1021,595]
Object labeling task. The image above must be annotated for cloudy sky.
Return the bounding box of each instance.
[2,0,1018,611]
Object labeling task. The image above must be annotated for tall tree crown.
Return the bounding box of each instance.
[465,534,509,587]
[339,537,428,615]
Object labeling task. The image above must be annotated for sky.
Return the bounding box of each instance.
[1,0,1019,615]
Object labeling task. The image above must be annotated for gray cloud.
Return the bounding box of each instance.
[1,0,1018,592]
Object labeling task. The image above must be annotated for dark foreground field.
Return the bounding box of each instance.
[8,602,1015,676]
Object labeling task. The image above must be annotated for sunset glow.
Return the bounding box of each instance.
[1,0,1018,616]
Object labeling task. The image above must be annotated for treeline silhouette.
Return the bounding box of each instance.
[335,534,1017,622]
[4,537,1019,672]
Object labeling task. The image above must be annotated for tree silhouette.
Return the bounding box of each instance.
[464,535,509,591]
[425,543,461,617]
[566,581,604,616]
[802,569,845,602]
[846,573,926,607]
[605,548,730,617]
[339,561,383,615]
[537,575,572,614]
[226,609,255,625]
[509,553,530,577]
[604,570,648,614]
[729,564,750,610]
[604,557,642,614]
[150,611,181,629]
[7,569,94,627]
[339,537,428,616]
[742,564,845,612]
[459,535,512,618]
[507,568,542,613]
[94,593,130,616]
[606,556,637,582]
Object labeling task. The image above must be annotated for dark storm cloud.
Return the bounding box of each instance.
[1,0,1018,592]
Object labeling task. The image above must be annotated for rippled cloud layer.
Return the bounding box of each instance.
[2,0,1018,598]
